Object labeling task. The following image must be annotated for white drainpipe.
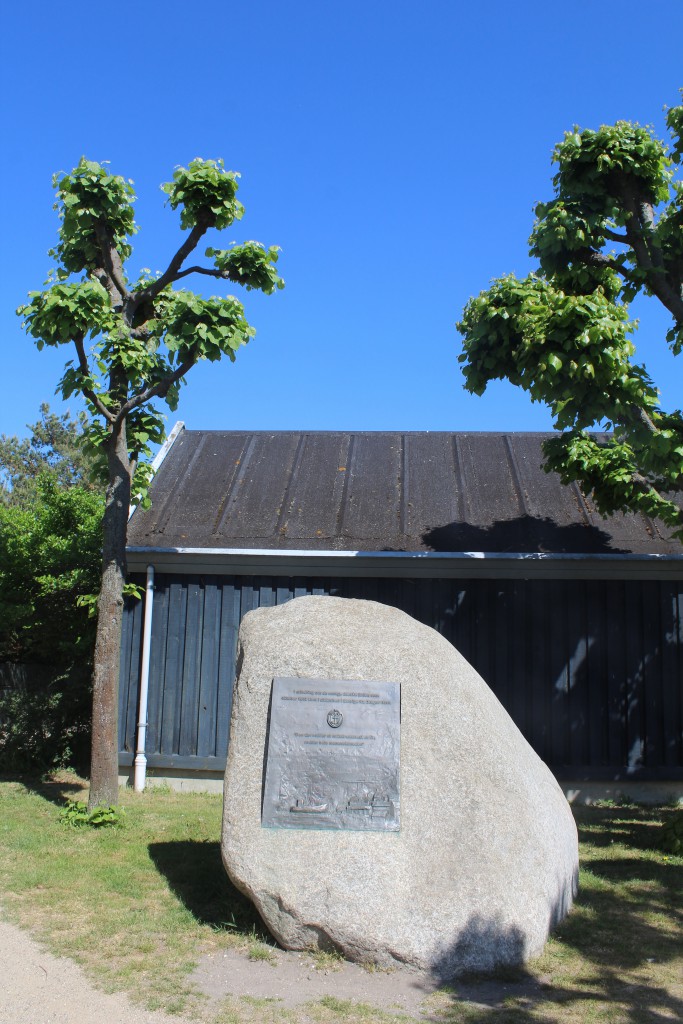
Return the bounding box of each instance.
[133,565,155,792]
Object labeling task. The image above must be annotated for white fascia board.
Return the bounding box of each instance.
[151,421,185,472]
[125,545,683,581]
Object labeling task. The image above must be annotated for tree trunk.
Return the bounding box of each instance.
[87,422,132,810]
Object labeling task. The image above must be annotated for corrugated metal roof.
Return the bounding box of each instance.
[126,429,682,556]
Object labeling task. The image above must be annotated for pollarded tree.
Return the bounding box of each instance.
[458,94,683,539]
[19,158,284,807]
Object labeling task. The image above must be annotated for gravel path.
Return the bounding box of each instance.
[0,915,527,1022]
[0,919,179,1024]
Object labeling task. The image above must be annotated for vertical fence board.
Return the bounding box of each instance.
[491,582,510,713]
[642,581,663,767]
[549,579,570,767]
[585,580,608,767]
[160,581,187,756]
[661,583,683,767]
[197,583,221,757]
[624,582,645,769]
[216,581,240,758]
[178,579,204,756]
[606,581,627,767]
[146,581,169,755]
[118,589,142,753]
[567,581,588,767]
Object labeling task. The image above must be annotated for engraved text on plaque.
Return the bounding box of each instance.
[262,677,400,831]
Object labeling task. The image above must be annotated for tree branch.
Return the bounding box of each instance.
[113,355,197,425]
[602,228,629,245]
[170,265,228,282]
[129,324,155,340]
[574,248,631,279]
[633,405,659,435]
[73,335,116,423]
[132,213,215,306]
[628,472,682,506]
[92,268,120,307]
[94,224,130,303]
[615,175,683,324]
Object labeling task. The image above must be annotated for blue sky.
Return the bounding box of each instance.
[2,1,683,441]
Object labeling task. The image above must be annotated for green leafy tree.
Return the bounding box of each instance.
[0,478,102,663]
[18,158,284,807]
[0,478,103,771]
[0,403,101,505]
[458,94,683,539]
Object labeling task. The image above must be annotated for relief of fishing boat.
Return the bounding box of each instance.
[289,798,329,813]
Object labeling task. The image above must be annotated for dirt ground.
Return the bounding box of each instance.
[192,944,556,1016]
[0,914,554,1023]
[192,946,439,1015]
[0,918,179,1024]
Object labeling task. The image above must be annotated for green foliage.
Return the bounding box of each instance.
[0,478,103,664]
[21,280,113,348]
[0,403,102,505]
[553,121,672,213]
[206,242,284,294]
[162,290,255,367]
[59,799,124,828]
[666,100,683,164]
[51,158,136,275]
[458,92,683,538]
[0,416,103,773]
[657,810,683,854]
[161,158,243,230]
[0,668,92,772]
[0,479,102,772]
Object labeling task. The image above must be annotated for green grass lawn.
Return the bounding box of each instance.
[0,773,681,1024]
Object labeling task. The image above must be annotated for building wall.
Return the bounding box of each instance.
[118,572,683,781]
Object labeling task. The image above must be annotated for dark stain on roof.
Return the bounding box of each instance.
[127,430,682,556]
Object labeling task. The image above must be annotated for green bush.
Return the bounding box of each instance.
[0,473,102,773]
[659,810,683,855]
[0,666,91,772]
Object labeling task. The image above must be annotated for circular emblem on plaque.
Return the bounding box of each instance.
[326,708,343,729]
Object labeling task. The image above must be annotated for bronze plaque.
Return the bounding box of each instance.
[262,677,400,831]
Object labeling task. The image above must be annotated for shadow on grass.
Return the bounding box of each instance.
[0,771,86,808]
[573,803,674,852]
[148,840,272,941]
[145,810,682,1023]
[434,967,683,1024]
[431,807,683,1023]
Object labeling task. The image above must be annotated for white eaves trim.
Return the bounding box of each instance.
[125,545,683,581]
[150,421,185,473]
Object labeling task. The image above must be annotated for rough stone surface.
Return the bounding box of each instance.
[221,596,579,978]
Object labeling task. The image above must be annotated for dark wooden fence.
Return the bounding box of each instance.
[119,573,683,780]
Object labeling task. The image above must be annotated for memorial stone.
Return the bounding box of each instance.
[221,595,579,976]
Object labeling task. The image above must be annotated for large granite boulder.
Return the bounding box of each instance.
[221,596,578,977]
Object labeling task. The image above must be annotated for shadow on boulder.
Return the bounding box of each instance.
[429,914,528,983]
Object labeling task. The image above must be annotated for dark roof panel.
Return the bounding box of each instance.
[341,434,403,542]
[276,433,351,542]
[127,429,682,556]
[403,433,461,540]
